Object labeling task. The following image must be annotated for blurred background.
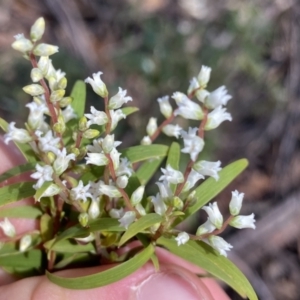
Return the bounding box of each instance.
[0,0,299,299]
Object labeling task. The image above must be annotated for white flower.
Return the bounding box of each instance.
[197,65,211,88]
[85,106,108,127]
[11,34,33,53]
[102,134,121,153]
[98,183,122,198]
[187,77,200,95]
[62,105,77,123]
[182,169,204,192]
[116,175,129,188]
[110,109,126,130]
[196,218,216,236]
[33,43,59,56]
[150,193,167,216]
[37,130,60,153]
[85,72,108,98]
[115,158,133,177]
[130,186,145,206]
[71,180,92,202]
[53,148,76,175]
[118,211,136,229]
[19,234,32,252]
[109,207,124,219]
[159,165,184,184]
[4,122,32,144]
[0,218,16,237]
[195,89,210,103]
[175,232,190,246]
[193,160,222,181]
[205,86,232,109]
[135,203,146,216]
[157,96,173,118]
[162,124,182,138]
[202,202,223,229]
[26,101,48,130]
[88,181,103,201]
[110,148,121,170]
[208,235,233,257]
[156,181,173,199]
[88,199,100,219]
[37,56,50,76]
[108,87,132,109]
[230,213,256,229]
[205,106,232,131]
[30,68,43,82]
[229,190,244,216]
[181,127,204,161]
[31,164,54,189]
[30,17,45,42]
[146,117,157,136]
[173,92,203,120]
[141,136,152,145]
[86,139,103,153]
[85,153,109,166]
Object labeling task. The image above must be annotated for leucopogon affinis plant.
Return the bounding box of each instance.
[0,17,257,299]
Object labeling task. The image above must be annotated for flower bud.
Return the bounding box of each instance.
[130,186,145,206]
[116,175,128,188]
[0,218,16,237]
[146,117,157,136]
[53,115,66,134]
[141,136,152,145]
[175,232,190,246]
[79,116,88,131]
[37,56,50,75]
[83,129,100,139]
[50,89,65,103]
[23,84,45,96]
[47,151,56,164]
[30,17,45,42]
[59,96,72,108]
[12,34,33,53]
[19,234,32,252]
[135,203,146,216]
[172,196,184,210]
[78,212,89,227]
[89,200,100,219]
[197,65,211,88]
[33,43,59,56]
[58,77,67,90]
[30,68,43,82]
[102,134,115,153]
[157,96,173,118]
[85,72,108,98]
[229,190,244,216]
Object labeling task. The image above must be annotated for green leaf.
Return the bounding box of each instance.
[136,157,164,185]
[176,159,248,225]
[54,253,91,270]
[0,162,36,184]
[40,214,54,241]
[0,182,35,207]
[119,213,162,246]
[0,118,37,162]
[71,80,86,117]
[0,249,43,269]
[34,182,61,202]
[80,165,105,184]
[0,205,42,218]
[120,144,168,163]
[121,106,139,116]
[46,244,154,289]
[157,237,257,300]
[46,240,95,253]
[166,142,181,193]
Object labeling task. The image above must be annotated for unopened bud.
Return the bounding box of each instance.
[78,212,89,227]
[116,175,128,188]
[88,200,100,219]
[146,117,157,136]
[12,35,33,53]
[19,234,32,252]
[0,218,16,237]
[23,84,45,96]
[58,77,67,90]
[71,147,80,157]
[53,119,66,134]
[83,129,100,139]
[59,96,72,108]
[48,76,56,91]
[79,116,88,132]
[130,186,145,206]
[50,89,65,103]
[33,43,59,56]
[47,151,56,164]
[135,203,146,216]
[37,56,50,75]
[141,136,152,145]
[30,17,45,42]
[30,68,43,82]
[172,196,184,210]
[102,134,114,153]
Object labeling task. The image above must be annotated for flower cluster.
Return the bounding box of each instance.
[0,17,257,292]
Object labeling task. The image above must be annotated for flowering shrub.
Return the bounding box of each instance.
[0,18,257,299]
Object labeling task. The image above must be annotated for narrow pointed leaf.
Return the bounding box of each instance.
[121,106,139,116]
[136,157,164,185]
[176,159,248,225]
[0,205,42,218]
[45,239,95,253]
[119,213,162,246]
[166,142,181,193]
[120,145,168,163]
[0,249,42,268]
[34,182,61,202]
[157,237,257,300]
[47,244,154,289]
[0,182,35,206]
[0,162,36,183]
[71,80,86,117]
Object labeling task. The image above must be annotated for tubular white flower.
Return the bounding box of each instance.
[187,77,200,95]
[131,186,145,206]
[196,218,216,236]
[156,181,173,199]
[202,202,223,229]
[162,124,182,139]
[110,109,126,130]
[108,87,132,109]
[230,213,256,229]
[62,105,77,123]
[195,89,210,103]
[26,102,48,130]
[157,96,173,118]
[11,34,33,53]
[19,234,32,252]
[85,106,108,127]
[173,92,203,120]
[109,207,124,219]
[181,127,204,161]
[159,165,184,185]
[197,65,211,88]
[118,211,136,229]
[98,183,122,198]
[208,235,233,257]
[30,68,43,82]
[175,232,190,246]
[151,193,167,215]
[85,72,108,98]
[85,153,109,166]
[102,134,121,153]
[88,181,103,201]
[182,169,204,192]
[71,180,92,202]
[141,136,152,145]
[205,106,232,131]
[88,199,100,219]
[193,160,222,181]
[0,218,16,237]
[33,43,59,56]
[146,117,157,136]
[4,122,32,144]
[115,158,133,177]
[31,164,54,189]
[53,148,76,175]
[110,148,121,170]
[205,86,232,109]
[37,130,60,153]
[229,190,244,216]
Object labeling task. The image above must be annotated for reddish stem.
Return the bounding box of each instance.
[150,113,175,142]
